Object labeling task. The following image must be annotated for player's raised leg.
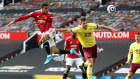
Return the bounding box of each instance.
[39,29,80,57]
[49,45,80,57]
[43,41,53,65]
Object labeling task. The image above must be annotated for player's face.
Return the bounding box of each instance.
[71,33,76,38]
[135,34,140,42]
[81,20,88,29]
[41,6,49,13]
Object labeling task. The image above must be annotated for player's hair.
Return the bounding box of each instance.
[135,33,140,35]
[40,3,49,8]
[79,16,87,22]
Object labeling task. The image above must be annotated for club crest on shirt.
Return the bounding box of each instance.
[77,41,79,44]
[45,17,47,19]
[85,32,91,37]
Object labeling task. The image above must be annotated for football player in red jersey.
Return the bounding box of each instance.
[62,33,86,79]
[7,3,80,65]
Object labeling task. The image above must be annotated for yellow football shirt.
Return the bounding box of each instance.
[128,42,140,63]
[72,23,97,48]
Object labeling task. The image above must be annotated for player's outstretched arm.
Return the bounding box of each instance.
[8,20,15,27]
[5,20,15,31]
[98,25,117,32]
[55,28,71,33]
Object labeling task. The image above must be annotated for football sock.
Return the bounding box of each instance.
[84,61,88,67]
[87,66,92,79]
[82,72,87,79]
[63,73,68,79]
[82,62,87,72]
[125,77,130,79]
[43,41,51,55]
[59,49,70,54]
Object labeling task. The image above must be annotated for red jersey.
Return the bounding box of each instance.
[15,10,53,33]
[65,36,80,58]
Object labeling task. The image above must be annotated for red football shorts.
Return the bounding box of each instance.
[83,45,97,60]
[129,63,140,73]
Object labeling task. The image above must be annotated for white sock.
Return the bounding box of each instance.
[47,55,51,57]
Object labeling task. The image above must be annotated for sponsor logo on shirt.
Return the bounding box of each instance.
[136,49,140,54]
[71,45,78,48]
[50,17,53,18]
[38,20,46,23]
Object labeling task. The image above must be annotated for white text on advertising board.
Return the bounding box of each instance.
[0,65,35,72]
[0,33,10,39]
[45,67,81,72]
[94,32,129,39]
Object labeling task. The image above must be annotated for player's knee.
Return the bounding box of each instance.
[127,74,132,78]
[88,63,93,67]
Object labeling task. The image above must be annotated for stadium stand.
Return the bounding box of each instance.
[3,0,99,10]
[71,10,140,31]
[105,0,140,7]
[0,0,140,79]
[0,12,81,32]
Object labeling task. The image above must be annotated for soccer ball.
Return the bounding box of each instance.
[107,5,116,13]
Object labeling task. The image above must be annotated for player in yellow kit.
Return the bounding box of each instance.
[54,17,117,79]
[125,33,140,79]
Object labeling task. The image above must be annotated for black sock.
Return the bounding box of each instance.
[63,73,68,79]
[82,63,87,72]
[43,41,51,55]
[59,49,71,54]
[82,72,87,79]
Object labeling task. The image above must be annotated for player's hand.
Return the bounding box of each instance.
[61,59,65,64]
[8,20,15,27]
[112,29,118,33]
[126,60,131,65]
[5,21,15,31]
[54,28,59,31]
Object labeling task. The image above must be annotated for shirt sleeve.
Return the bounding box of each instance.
[15,11,35,22]
[47,13,53,22]
[89,23,98,29]
[127,43,133,61]
[71,26,80,33]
